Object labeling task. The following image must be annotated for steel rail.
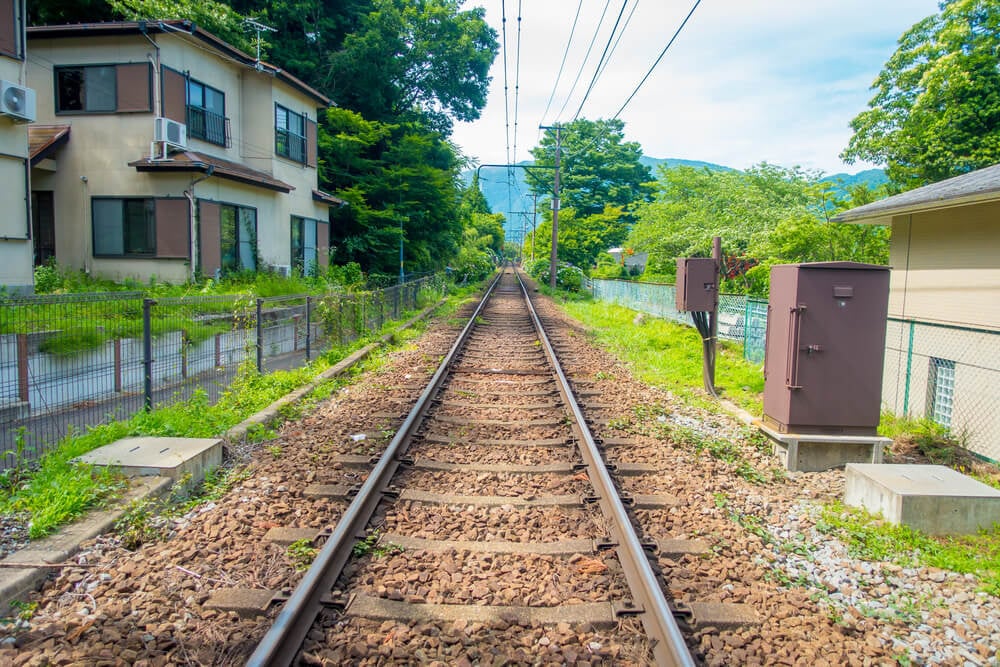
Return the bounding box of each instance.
[246,270,504,667]
[516,269,696,667]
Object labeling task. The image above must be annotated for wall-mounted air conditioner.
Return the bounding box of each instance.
[0,81,36,123]
[154,117,187,150]
[274,265,291,277]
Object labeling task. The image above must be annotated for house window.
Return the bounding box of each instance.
[92,198,155,257]
[291,216,318,275]
[927,357,956,428]
[187,78,228,146]
[275,104,306,163]
[56,65,117,112]
[221,205,257,273]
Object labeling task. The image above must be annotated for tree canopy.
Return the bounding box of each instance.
[841,0,1000,187]
[528,118,652,218]
[627,164,889,294]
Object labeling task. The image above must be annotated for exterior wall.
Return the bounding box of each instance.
[887,202,1000,331]
[26,29,330,283]
[0,0,32,293]
[881,199,1000,461]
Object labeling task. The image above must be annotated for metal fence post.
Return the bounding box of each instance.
[16,333,29,405]
[256,298,264,373]
[743,297,752,361]
[305,296,312,361]
[143,298,154,411]
[903,320,915,415]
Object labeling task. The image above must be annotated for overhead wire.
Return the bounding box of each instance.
[555,0,612,122]
[613,0,702,119]
[572,0,630,121]
[539,0,583,129]
[593,0,639,84]
[500,0,513,220]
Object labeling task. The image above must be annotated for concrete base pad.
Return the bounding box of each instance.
[754,420,887,472]
[76,436,222,486]
[845,464,1000,535]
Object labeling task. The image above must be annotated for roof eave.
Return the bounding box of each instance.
[834,190,1000,225]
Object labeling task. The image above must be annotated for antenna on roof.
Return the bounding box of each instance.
[242,17,277,71]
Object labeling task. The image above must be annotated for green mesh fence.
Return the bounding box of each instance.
[588,278,1000,461]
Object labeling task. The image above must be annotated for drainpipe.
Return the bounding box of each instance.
[139,20,161,117]
[183,166,214,281]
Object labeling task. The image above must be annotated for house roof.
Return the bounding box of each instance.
[28,125,71,166]
[312,189,345,207]
[833,163,1000,225]
[27,20,331,107]
[129,151,294,192]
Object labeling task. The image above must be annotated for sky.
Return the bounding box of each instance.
[450,0,942,176]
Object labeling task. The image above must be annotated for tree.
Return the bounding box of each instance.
[528,118,652,218]
[841,0,1000,187]
[326,0,498,133]
[627,164,889,293]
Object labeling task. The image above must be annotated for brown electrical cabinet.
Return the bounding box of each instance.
[763,262,890,435]
[676,257,717,312]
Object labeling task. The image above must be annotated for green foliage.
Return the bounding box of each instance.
[561,300,763,415]
[352,529,404,558]
[628,164,890,294]
[287,538,319,571]
[841,0,1000,187]
[115,498,164,551]
[107,0,255,53]
[817,501,1000,596]
[326,0,498,133]
[525,259,585,292]
[528,118,652,218]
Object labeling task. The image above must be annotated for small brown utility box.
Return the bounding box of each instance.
[763,262,889,435]
[676,257,717,312]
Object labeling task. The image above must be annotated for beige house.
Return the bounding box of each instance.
[834,165,1000,461]
[0,0,34,293]
[25,20,340,285]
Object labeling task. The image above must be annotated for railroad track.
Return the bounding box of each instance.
[205,267,753,665]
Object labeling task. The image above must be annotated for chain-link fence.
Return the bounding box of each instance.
[588,278,768,363]
[0,275,444,468]
[588,278,1000,461]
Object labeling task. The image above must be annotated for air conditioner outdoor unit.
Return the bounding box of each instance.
[0,81,36,123]
[154,117,187,150]
[274,265,291,277]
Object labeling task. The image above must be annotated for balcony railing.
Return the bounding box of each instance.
[187,105,231,147]
[276,128,306,163]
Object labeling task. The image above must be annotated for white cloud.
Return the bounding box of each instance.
[452,0,940,174]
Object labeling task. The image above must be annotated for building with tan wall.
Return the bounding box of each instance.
[835,165,1000,461]
[25,20,340,286]
[0,0,34,293]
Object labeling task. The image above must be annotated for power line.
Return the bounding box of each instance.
[572,0,629,121]
[512,0,523,166]
[555,0,612,122]
[614,0,702,119]
[539,0,583,128]
[594,0,639,84]
[500,0,513,219]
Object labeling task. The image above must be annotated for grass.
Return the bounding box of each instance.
[817,500,1000,596]
[560,299,763,414]
[0,282,468,540]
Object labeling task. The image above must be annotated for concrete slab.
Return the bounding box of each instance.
[755,419,888,472]
[845,464,1000,535]
[76,436,222,486]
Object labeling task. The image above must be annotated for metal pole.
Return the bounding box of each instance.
[142,298,154,411]
[399,218,404,286]
[305,296,312,362]
[256,298,264,373]
[709,236,722,390]
[546,125,562,289]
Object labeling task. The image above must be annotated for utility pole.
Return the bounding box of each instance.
[539,124,561,289]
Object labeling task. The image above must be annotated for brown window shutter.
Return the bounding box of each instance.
[0,0,16,58]
[161,67,187,123]
[155,198,189,258]
[117,63,152,113]
[306,117,317,168]
[316,221,329,268]
[199,201,221,276]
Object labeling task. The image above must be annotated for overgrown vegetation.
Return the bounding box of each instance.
[561,300,763,414]
[0,282,468,539]
[817,500,1000,597]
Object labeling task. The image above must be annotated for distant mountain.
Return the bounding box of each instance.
[462,160,887,240]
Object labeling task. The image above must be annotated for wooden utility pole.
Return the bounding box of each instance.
[538,124,562,289]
